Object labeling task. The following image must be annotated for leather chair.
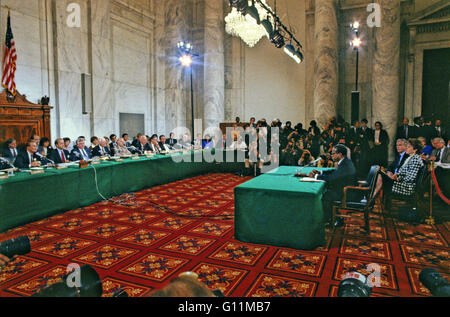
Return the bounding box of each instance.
[332,165,381,232]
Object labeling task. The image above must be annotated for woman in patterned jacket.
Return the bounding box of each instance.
[374,139,424,198]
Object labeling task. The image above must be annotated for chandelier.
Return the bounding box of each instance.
[225,1,272,48]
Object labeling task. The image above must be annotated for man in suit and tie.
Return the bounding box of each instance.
[430,138,450,163]
[70,137,92,161]
[1,138,19,161]
[165,132,177,149]
[159,135,171,151]
[434,120,447,143]
[132,135,151,154]
[396,118,412,140]
[14,142,43,169]
[388,139,409,175]
[122,133,131,147]
[307,144,357,227]
[50,138,70,164]
[92,138,112,157]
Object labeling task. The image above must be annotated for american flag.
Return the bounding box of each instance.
[2,12,17,96]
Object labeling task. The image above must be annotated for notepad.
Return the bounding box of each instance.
[300,177,325,183]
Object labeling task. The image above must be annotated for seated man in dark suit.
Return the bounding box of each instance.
[307,144,357,226]
[92,137,112,157]
[50,138,71,164]
[14,141,43,169]
[388,139,409,174]
[165,132,177,149]
[70,137,92,161]
[1,138,19,161]
[132,135,151,154]
[430,138,450,163]
[158,135,171,151]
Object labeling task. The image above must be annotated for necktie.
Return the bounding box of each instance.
[404,126,408,138]
[81,149,87,160]
[61,150,66,163]
[436,149,441,162]
[12,149,17,158]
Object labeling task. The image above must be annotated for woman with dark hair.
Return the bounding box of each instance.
[374,139,424,198]
[371,121,389,167]
[38,137,52,157]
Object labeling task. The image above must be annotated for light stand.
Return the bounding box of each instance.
[177,41,197,143]
[350,22,361,124]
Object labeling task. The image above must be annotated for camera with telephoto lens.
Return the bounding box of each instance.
[337,271,372,297]
[419,268,450,297]
[33,264,104,297]
[0,236,31,259]
[32,264,128,297]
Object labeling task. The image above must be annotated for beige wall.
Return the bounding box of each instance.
[240,0,306,124]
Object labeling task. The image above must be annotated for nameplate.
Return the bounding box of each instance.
[131,156,140,160]
[30,170,45,175]
[91,161,101,165]
[56,165,68,170]
[0,173,8,179]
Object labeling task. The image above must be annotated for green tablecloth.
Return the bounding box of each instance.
[0,150,244,232]
[234,166,331,250]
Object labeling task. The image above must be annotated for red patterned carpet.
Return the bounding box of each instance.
[0,173,449,297]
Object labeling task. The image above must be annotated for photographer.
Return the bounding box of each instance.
[298,149,314,167]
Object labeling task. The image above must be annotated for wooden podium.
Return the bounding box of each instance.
[0,89,52,147]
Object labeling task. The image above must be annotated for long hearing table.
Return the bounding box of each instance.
[0,150,244,232]
[234,166,333,250]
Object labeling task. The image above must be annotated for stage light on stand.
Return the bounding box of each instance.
[245,1,260,25]
[179,55,193,67]
[229,0,248,13]
[270,29,285,48]
[351,37,362,48]
[261,18,273,39]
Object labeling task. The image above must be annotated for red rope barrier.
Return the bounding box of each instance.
[431,167,450,205]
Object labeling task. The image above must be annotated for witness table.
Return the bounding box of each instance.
[0,150,244,232]
[234,166,333,250]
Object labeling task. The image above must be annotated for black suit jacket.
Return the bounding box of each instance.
[91,145,112,157]
[14,151,42,169]
[317,157,357,201]
[50,148,71,164]
[166,138,177,147]
[387,152,409,174]
[1,147,18,159]
[70,147,92,161]
[396,125,413,140]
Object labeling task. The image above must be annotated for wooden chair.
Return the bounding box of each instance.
[332,165,381,232]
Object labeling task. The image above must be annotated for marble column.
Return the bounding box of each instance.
[164,0,189,135]
[313,0,338,129]
[203,0,225,130]
[372,0,400,161]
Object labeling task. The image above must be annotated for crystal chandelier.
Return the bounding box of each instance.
[225,1,272,48]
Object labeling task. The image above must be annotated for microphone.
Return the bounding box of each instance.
[307,157,321,167]
[0,156,14,169]
[128,146,142,154]
[35,152,55,165]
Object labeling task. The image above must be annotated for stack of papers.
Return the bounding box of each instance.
[300,177,325,183]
